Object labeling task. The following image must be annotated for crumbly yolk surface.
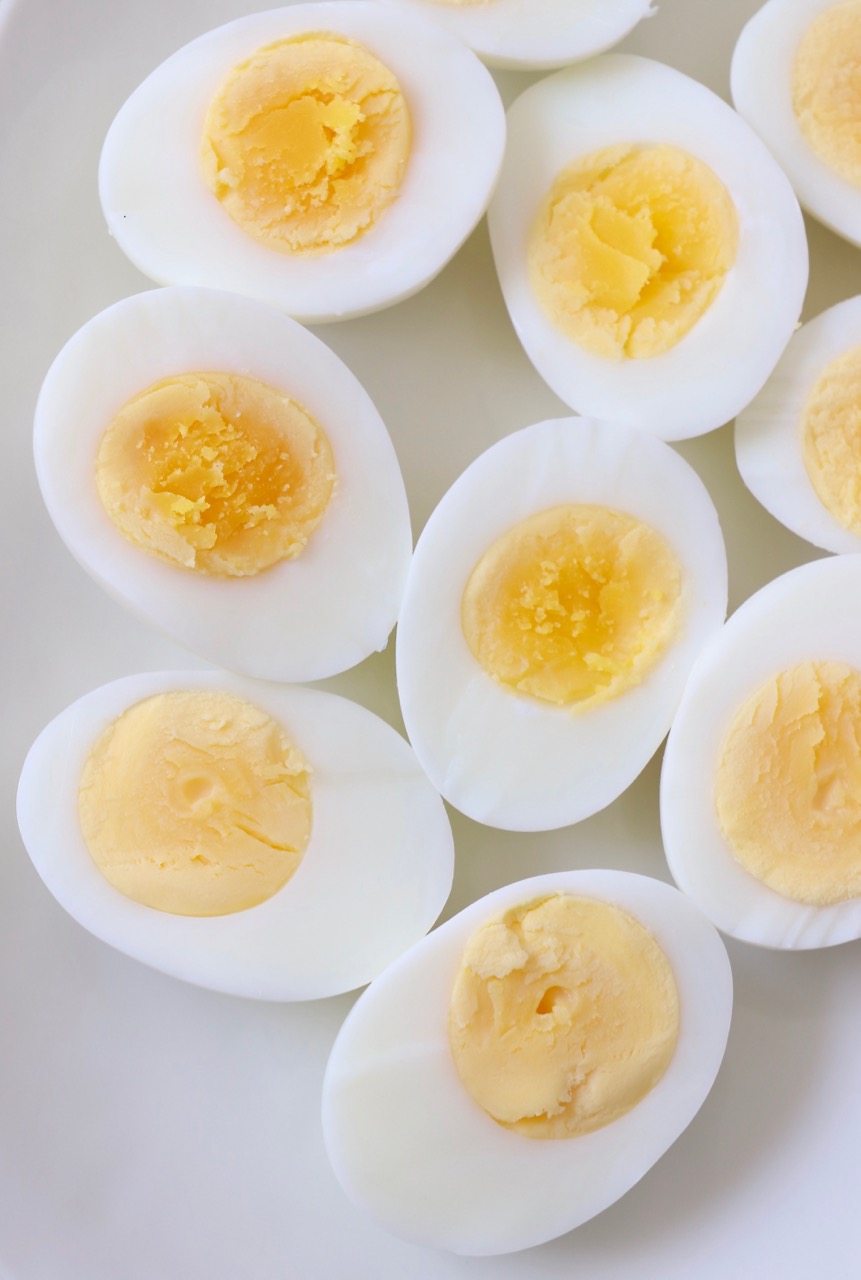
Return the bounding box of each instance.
[528,143,739,360]
[448,895,680,1140]
[95,372,335,577]
[792,1,861,187]
[715,661,861,906]
[200,34,411,254]
[78,691,312,917]
[801,345,861,535]
[461,504,683,708]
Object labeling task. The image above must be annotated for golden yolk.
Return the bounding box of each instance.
[95,372,335,577]
[801,345,861,535]
[200,34,412,254]
[461,504,683,708]
[448,895,680,1140]
[527,143,739,360]
[78,691,313,916]
[792,1,861,187]
[715,661,861,906]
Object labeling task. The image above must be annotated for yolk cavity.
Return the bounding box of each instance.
[448,894,680,1140]
[96,371,335,577]
[801,344,861,535]
[78,690,313,916]
[528,143,739,360]
[792,0,861,187]
[461,504,683,708]
[200,34,412,254]
[715,661,861,906]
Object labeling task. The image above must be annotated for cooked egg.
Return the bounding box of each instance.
[395,417,727,831]
[34,286,411,682]
[661,555,861,949]
[99,2,506,321]
[377,0,656,71]
[732,0,861,247]
[16,670,454,999]
[322,868,732,1255]
[488,55,808,440]
[735,295,861,554]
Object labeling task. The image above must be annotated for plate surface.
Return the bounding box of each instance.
[0,1,858,1276]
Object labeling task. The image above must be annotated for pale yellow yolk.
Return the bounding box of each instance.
[200,35,412,254]
[448,895,680,1140]
[792,1,861,187]
[801,345,861,535]
[528,143,739,360]
[95,372,335,577]
[461,504,683,708]
[715,661,861,906]
[78,691,313,916]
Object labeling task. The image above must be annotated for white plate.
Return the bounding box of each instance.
[1,0,858,1275]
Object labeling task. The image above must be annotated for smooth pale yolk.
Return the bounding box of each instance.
[448,895,680,1140]
[461,505,683,708]
[801,345,861,535]
[715,661,861,906]
[78,691,312,916]
[200,35,412,254]
[95,372,335,577]
[792,1,861,187]
[528,143,739,360]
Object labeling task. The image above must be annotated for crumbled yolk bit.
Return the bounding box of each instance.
[801,344,861,535]
[449,895,680,1140]
[95,371,335,577]
[461,504,683,709]
[715,661,861,906]
[200,34,412,254]
[528,143,739,360]
[78,690,313,917]
[792,0,861,187]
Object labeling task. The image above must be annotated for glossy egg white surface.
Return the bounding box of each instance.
[735,295,861,555]
[34,286,412,682]
[16,670,454,999]
[99,2,506,322]
[396,417,727,831]
[488,55,808,440]
[661,556,861,950]
[732,0,861,248]
[323,869,733,1256]
[377,0,656,71]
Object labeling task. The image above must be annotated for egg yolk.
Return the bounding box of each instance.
[95,372,335,577]
[792,0,861,187]
[78,691,313,917]
[527,143,739,360]
[448,894,680,1140]
[200,34,412,254]
[461,504,682,708]
[801,344,861,535]
[715,661,861,906]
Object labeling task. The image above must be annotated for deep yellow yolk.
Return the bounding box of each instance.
[801,345,861,535]
[527,143,739,360]
[200,35,412,254]
[715,661,861,906]
[792,1,861,187]
[461,505,683,708]
[78,691,313,917]
[448,895,680,1140]
[95,372,335,577]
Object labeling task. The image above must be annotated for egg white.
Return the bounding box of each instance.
[488,55,808,441]
[736,295,861,555]
[661,556,861,949]
[99,2,506,322]
[16,670,454,1000]
[395,417,728,832]
[34,286,412,682]
[322,868,732,1256]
